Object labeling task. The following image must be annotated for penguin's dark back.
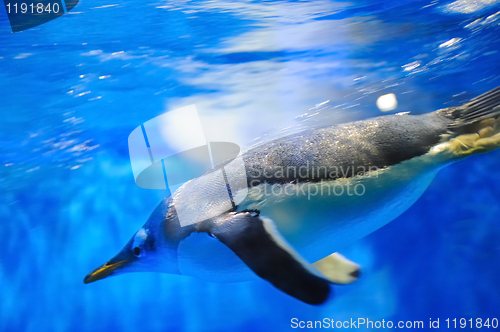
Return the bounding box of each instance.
[242,112,450,186]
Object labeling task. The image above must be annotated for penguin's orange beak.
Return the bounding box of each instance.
[83,260,132,284]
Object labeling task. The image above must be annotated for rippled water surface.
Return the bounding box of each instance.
[1,0,500,331]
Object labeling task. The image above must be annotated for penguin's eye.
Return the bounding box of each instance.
[133,247,141,256]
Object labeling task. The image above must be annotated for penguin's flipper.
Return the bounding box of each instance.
[313,253,360,284]
[209,211,332,305]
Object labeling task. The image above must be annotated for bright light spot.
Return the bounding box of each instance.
[14,53,33,59]
[376,93,398,112]
[443,0,500,14]
[76,91,91,97]
[402,61,421,72]
[91,4,118,9]
[439,38,462,48]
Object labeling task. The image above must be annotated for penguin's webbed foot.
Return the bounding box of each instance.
[312,253,361,284]
[432,117,500,158]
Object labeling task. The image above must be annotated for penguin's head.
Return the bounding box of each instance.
[84,198,182,284]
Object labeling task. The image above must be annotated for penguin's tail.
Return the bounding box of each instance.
[439,86,500,136]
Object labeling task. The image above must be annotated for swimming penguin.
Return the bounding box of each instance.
[84,86,500,305]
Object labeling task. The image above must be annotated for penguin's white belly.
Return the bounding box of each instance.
[178,154,446,282]
[250,170,438,262]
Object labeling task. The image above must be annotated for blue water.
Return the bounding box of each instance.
[1,0,500,331]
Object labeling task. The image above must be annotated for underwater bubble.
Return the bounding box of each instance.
[376,93,398,112]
